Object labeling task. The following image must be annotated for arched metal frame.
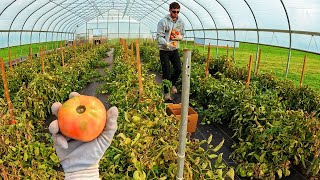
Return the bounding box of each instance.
[280,0,292,77]
[215,0,236,59]
[0,0,17,17]
[128,1,172,35]
[45,0,91,43]
[7,0,37,48]
[30,0,67,44]
[177,0,206,49]
[195,1,219,59]
[0,0,317,73]
[243,0,260,72]
[3,0,76,49]
[20,1,51,47]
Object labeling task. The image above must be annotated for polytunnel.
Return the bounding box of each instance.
[1,0,320,179]
[1,0,320,73]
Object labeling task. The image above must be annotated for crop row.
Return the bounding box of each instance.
[0,43,110,178]
[139,42,320,179]
[96,43,234,179]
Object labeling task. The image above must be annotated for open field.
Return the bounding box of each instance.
[0,41,64,61]
[182,41,320,92]
[1,39,319,92]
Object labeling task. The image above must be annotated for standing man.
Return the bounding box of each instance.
[157,2,185,101]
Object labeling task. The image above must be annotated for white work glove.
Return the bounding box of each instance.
[49,92,118,180]
[167,42,176,50]
[173,34,183,41]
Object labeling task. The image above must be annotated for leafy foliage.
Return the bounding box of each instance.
[0,43,110,178]
[98,44,234,179]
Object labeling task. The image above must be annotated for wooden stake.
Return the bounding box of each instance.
[135,39,143,101]
[226,44,229,62]
[124,40,128,62]
[14,51,17,67]
[73,41,77,61]
[81,43,83,54]
[86,39,88,50]
[29,46,32,62]
[300,55,307,88]
[54,43,57,54]
[255,48,262,76]
[130,41,134,63]
[60,43,64,66]
[246,55,253,88]
[43,46,46,59]
[0,58,16,124]
[8,49,12,70]
[205,43,211,78]
[40,47,45,73]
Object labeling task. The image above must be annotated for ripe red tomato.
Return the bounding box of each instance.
[58,95,107,142]
[170,35,174,40]
[172,41,177,47]
[171,30,180,36]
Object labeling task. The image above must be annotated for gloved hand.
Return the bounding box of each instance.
[167,42,176,49]
[49,92,118,180]
[173,34,183,41]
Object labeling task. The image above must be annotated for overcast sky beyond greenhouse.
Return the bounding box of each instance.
[0,0,319,53]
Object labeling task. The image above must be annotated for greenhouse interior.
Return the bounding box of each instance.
[1,0,320,179]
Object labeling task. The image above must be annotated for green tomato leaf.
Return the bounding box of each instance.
[207,134,213,145]
[34,147,40,156]
[50,153,59,163]
[213,138,224,152]
[24,151,28,161]
[226,168,235,180]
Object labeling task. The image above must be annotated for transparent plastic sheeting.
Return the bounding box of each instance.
[0,0,319,53]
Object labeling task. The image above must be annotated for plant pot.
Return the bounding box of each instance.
[166,103,198,133]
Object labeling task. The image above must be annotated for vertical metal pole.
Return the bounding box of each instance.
[118,10,120,39]
[176,49,192,180]
[216,31,219,59]
[86,22,88,48]
[216,0,236,60]
[280,0,292,77]
[97,16,99,43]
[243,0,260,73]
[203,29,206,53]
[107,10,109,39]
[129,16,130,40]
[139,22,141,39]
[56,32,59,49]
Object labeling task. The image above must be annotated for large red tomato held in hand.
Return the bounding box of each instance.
[58,95,107,142]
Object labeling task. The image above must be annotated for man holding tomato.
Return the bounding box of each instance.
[49,92,118,179]
[157,2,185,101]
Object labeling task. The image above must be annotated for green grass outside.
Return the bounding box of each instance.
[4,38,318,92]
[181,41,320,92]
[0,41,64,61]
